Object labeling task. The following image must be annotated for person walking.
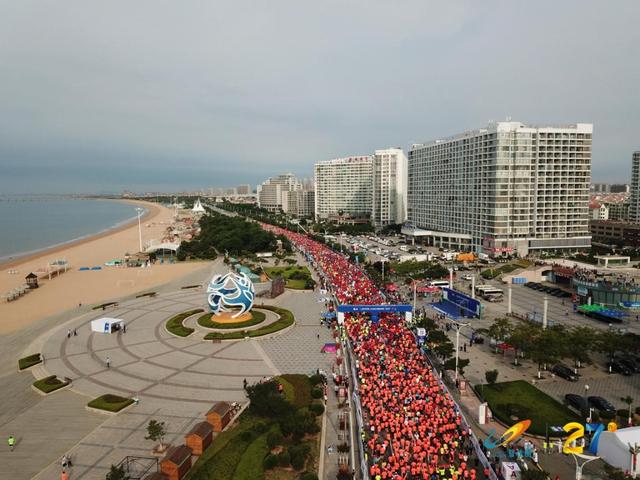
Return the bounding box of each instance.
[73,328,77,336]
[106,356,111,368]
[123,323,127,333]
[67,329,71,338]
[8,434,15,451]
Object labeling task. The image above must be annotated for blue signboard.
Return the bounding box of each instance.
[337,304,413,323]
[441,288,481,318]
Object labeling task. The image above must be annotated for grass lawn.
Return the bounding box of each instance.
[166,308,203,337]
[204,306,294,340]
[198,310,266,329]
[276,375,312,409]
[18,353,42,370]
[263,266,313,290]
[477,380,581,436]
[87,394,134,412]
[187,375,320,480]
[33,375,69,394]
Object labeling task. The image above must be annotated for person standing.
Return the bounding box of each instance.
[73,328,77,336]
[106,356,111,368]
[8,435,15,451]
[67,329,71,338]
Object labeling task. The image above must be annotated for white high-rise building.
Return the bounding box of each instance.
[405,122,592,257]
[629,152,640,223]
[257,173,301,211]
[372,148,407,227]
[314,156,373,221]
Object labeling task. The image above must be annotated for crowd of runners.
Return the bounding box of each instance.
[265,225,490,480]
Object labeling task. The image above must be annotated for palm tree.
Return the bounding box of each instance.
[622,396,634,426]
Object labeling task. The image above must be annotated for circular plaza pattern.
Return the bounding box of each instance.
[31,289,300,407]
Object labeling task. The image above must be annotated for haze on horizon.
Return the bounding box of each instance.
[0,1,639,194]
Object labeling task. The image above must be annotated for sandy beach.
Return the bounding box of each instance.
[0,200,209,333]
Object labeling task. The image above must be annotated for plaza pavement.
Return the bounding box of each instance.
[1,257,336,479]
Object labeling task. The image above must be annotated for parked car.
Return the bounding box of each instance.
[617,356,640,373]
[607,359,633,376]
[565,394,588,413]
[588,396,616,414]
[551,364,578,381]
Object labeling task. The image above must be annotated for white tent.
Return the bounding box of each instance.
[91,317,124,334]
[598,426,640,475]
[192,198,205,213]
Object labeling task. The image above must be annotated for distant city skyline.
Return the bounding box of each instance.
[1,1,639,194]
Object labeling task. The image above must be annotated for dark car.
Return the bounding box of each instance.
[607,359,632,376]
[565,394,588,413]
[551,364,578,381]
[617,356,640,373]
[588,396,616,413]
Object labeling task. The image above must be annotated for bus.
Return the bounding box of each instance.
[429,280,450,288]
[475,285,504,297]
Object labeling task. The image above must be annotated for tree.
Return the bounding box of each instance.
[529,327,564,378]
[487,318,512,353]
[106,464,130,480]
[566,326,598,367]
[507,321,539,366]
[444,357,470,376]
[622,396,634,426]
[145,420,167,450]
[596,330,629,361]
[245,380,291,417]
[485,369,499,385]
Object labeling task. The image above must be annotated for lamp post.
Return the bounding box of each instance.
[136,207,144,252]
[584,384,590,421]
[452,318,471,381]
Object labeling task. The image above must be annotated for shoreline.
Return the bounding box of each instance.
[0,199,157,270]
[0,200,207,334]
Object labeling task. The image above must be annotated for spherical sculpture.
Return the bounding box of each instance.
[207,272,255,318]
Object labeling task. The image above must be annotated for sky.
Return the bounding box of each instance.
[0,1,639,194]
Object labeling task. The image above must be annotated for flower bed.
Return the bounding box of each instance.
[33,375,70,394]
[165,308,204,337]
[197,310,266,329]
[204,305,294,340]
[18,353,42,370]
[87,394,134,412]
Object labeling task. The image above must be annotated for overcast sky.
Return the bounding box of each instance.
[1,1,639,193]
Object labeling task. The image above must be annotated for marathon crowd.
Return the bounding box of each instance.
[264,225,491,480]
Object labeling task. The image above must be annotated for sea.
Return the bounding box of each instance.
[0,195,145,263]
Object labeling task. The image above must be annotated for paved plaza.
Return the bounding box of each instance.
[0,271,335,479]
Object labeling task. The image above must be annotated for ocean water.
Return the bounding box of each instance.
[0,196,144,262]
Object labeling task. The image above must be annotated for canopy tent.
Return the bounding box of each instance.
[91,317,124,334]
[578,304,627,323]
[597,426,640,476]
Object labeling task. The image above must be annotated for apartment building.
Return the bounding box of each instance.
[372,148,408,227]
[629,152,640,222]
[283,189,315,218]
[405,121,592,257]
[257,173,301,211]
[314,157,373,221]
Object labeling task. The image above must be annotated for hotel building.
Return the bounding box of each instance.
[405,121,592,257]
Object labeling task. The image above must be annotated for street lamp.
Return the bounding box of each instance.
[451,318,471,381]
[136,207,144,252]
[584,384,590,421]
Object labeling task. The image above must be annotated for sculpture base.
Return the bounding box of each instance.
[211,311,253,323]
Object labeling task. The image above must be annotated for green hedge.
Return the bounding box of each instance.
[33,375,69,394]
[88,394,134,412]
[18,353,42,370]
[204,305,294,340]
[166,308,204,337]
[197,310,266,329]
